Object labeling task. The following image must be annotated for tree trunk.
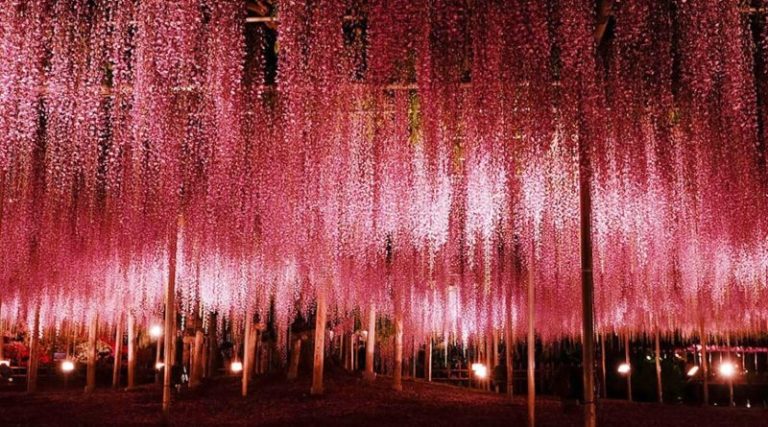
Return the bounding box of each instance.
[287,337,302,380]
[393,311,403,391]
[190,328,204,388]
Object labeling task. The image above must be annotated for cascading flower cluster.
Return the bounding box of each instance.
[1,0,767,343]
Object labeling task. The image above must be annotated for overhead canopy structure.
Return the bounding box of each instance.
[1,0,767,344]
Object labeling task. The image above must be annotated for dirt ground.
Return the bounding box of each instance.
[1,370,766,426]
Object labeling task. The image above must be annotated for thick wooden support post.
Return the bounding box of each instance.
[393,311,403,391]
[287,336,302,380]
[726,333,734,407]
[0,300,4,361]
[190,327,204,388]
[426,337,432,382]
[624,333,632,402]
[655,329,662,403]
[310,287,327,396]
[364,303,376,381]
[207,312,218,378]
[162,218,179,417]
[27,305,41,393]
[113,315,124,388]
[242,315,254,397]
[85,314,98,393]
[127,314,136,390]
[527,250,535,427]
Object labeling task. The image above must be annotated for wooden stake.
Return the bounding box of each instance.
[127,313,136,390]
[85,314,98,393]
[242,314,253,397]
[726,333,734,407]
[27,304,40,394]
[393,309,403,391]
[363,303,376,381]
[426,337,432,382]
[527,248,535,427]
[655,329,662,403]
[162,217,179,417]
[310,286,327,396]
[113,314,124,388]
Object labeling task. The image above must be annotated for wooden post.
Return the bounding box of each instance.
[726,333,734,407]
[85,314,98,393]
[393,309,403,391]
[27,304,41,393]
[700,327,709,405]
[426,337,432,382]
[207,312,218,378]
[0,299,4,361]
[600,332,607,398]
[287,336,302,380]
[162,217,179,417]
[624,333,632,402]
[527,248,535,427]
[505,313,514,400]
[310,286,327,396]
[364,303,376,381]
[190,323,204,388]
[242,314,253,397]
[127,313,136,390]
[578,117,597,427]
[655,329,663,403]
[113,314,124,388]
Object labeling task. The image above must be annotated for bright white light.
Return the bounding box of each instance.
[61,360,75,373]
[687,366,699,377]
[617,363,631,375]
[149,325,163,339]
[471,363,488,379]
[155,362,165,370]
[0,360,10,367]
[471,363,483,372]
[718,362,736,378]
[231,361,243,373]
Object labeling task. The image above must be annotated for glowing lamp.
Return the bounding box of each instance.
[474,365,488,379]
[0,360,10,367]
[155,362,165,370]
[687,366,699,377]
[617,363,631,375]
[231,361,243,373]
[61,360,75,373]
[149,325,163,339]
[718,362,736,378]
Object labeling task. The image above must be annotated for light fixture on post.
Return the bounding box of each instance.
[617,363,631,375]
[231,361,243,374]
[149,325,163,339]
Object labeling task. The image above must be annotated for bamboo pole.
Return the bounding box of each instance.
[364,303,376,381]
[127,314,136,390]
[162,218,179,417]
[27,304,41,393]
[527,247,535,427]
[393,310,403,391]
[655,329,663,403]
[310,286,327,396]
[113,314,124,388]
[624,333,632,402]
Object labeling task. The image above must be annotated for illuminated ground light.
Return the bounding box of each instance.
[61,360,75,373]
[0,360,10,367]
[155,362,165,370]
[471,363,488,379]
[687,366,700,377]
[231,361,243,373]
[617,363,631,375]
[718,362,736,378]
